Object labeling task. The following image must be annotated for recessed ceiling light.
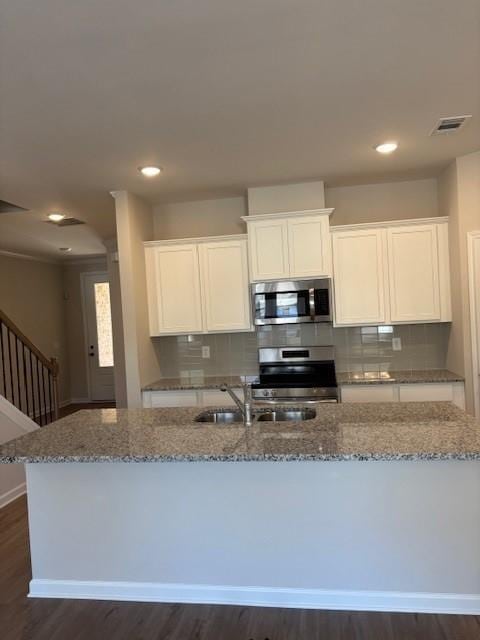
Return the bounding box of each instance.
[374,142,398,154]
[59,247,72,253]
[48,212,65,222]
[138,166,162,177]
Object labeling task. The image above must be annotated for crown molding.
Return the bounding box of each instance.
[330,216,449,232]
[144,234,247,247]
[0,249,59,265]
[241,208,334,222]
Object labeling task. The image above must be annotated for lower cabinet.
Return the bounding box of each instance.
[340,382,465,409]
[142,389,244,409]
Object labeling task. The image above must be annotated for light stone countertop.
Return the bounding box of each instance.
[142,369,464,391]
[0,402,479,463]
[143,375,252,391]
[336,369,464,385]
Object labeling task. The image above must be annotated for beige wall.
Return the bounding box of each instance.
[247,180,325,215]
[63,258,108,401]
[153,179,438,241]
[440,150,480,414]
[326,178,439,226]
[154,196,247,240]
[115,191,160,407]
[0,253,69,403]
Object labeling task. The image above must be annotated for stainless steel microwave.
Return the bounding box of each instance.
[252,278,332,325]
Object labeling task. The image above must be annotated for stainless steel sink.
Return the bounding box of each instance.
[195,410,245,424]
[195,407,317,424]
[256,408,316,422]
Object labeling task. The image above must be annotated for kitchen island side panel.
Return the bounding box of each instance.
[26,461,480,602]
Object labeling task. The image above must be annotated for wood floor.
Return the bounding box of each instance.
[58,402,116,419]
[2,499,480,639]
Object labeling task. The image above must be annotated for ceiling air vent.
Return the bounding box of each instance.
[430,115,472,136]
[45,217,85,227]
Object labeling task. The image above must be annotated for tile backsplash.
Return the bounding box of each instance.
[152,323,451,379]
[333,323,450,374]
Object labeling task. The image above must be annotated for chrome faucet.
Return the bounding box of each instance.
[220,382,253,427]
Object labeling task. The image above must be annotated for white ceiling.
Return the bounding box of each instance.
[0,0,479,256]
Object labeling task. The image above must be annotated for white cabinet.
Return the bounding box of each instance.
[145,235,251,336]
[247,217,290,280]
[145,243,203,335]
[287,214,331,278]
[332,229,386,325]
[242,209,333,282]
[199,240,251,332]
[387,224,441,323]
[331,218,451,326]
[340,381,465,409]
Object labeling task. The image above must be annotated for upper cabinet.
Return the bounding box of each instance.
[331,218,451,326]
[199,239,251,332]
[242,209,333,281]
[145,243,203,334]
[332,228,387,326]
[145,235,252,336]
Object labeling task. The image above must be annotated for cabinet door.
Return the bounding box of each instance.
[288,214,331,278]
[200,240,251,332]
[248,219,289,281]
[332,229,386,325]
[146,244,203,335]
[387,225,441,323]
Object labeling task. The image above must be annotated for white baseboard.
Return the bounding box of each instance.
[28,580,480,614]
[68,398,92,405]
[0,483,26,509]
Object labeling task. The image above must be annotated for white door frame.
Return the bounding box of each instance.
[468,231,480,418]
[80,271,113,402]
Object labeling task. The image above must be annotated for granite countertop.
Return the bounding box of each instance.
[143,375,254,391]
[143,370,464,391]
[1,402,479,463]
[337,369,464,385]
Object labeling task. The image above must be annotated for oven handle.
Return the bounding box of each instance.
[308,288,316,321]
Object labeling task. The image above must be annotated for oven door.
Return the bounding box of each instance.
[252,279,331,325]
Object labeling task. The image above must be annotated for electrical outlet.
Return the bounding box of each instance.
[201,346,210,359]
[392,337,402,351]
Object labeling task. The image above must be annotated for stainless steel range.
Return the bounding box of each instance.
[251,345,338,403]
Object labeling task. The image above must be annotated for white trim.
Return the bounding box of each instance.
[330,216,449,233]
[0,248,58,265]
[144,234,247,248]
[468,231,480,418]
[67,397,92,405]
[242,208,334,222]
[0,395,38,433]
[28,579,480,614]
[0,483,26,509]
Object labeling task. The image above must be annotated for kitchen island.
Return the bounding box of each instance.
[1,402,480,613]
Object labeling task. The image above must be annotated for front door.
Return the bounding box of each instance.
[82,273,115,401]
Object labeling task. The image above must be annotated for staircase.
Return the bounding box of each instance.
[0,309,59,426]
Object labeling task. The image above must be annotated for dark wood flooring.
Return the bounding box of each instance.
[2,496,480,638]
[59,402,116,419]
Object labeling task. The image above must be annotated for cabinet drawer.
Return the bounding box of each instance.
[398,383,453,403]
[340,385,397,403]
[148,391,199,408]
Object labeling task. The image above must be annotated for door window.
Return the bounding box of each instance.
[94,282,114,367]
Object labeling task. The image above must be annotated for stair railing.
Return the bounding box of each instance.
[0,309,59,426]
